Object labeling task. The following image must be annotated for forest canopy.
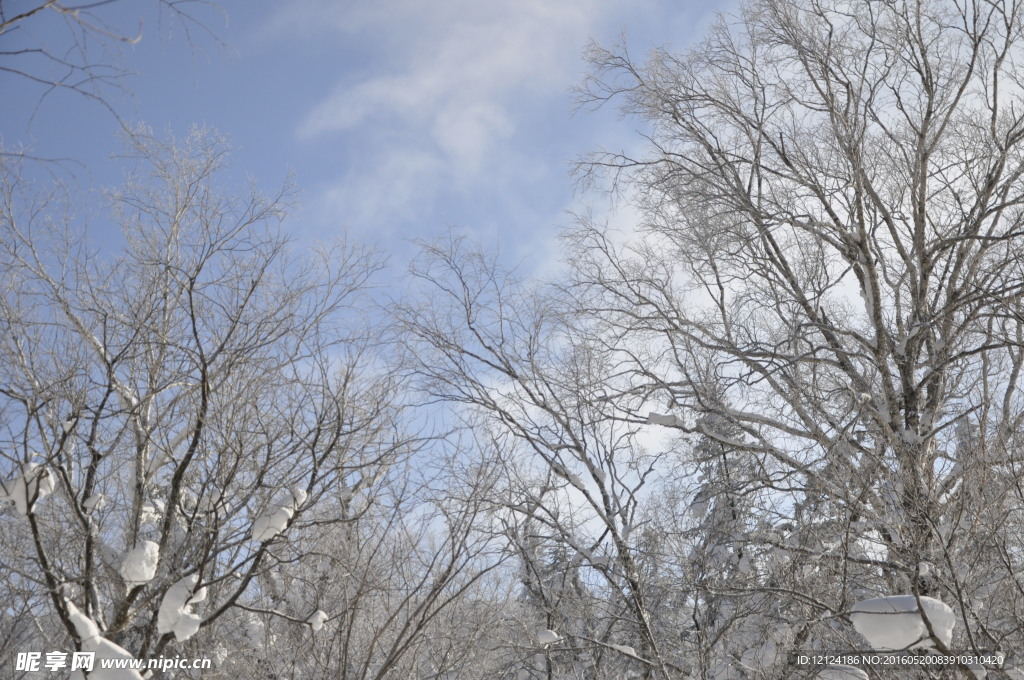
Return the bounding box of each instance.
[5,0,1024,678]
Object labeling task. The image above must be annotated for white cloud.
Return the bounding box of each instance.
[294,0,601,139]
[267,0,632,231]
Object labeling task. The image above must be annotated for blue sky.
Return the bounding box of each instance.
[2,0,729,272]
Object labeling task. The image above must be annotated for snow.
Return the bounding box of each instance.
[851,530,888,563]
[551,462,584,489]
[537,629,561,645]
[157,575,204,642]
[688,488,712,517]
[62,417,76,434]
[850,595,955,650]
[646,412,684,427]
[84,493,107,511]
[241,611,266,643]
[252,487,307,542]
[898,428,923,445]
[729,613,792,673]
[190,585,207,604]
[253,505,292,541]
[0,463,55,515]
[140,501,163,528]
[607,643,637,656]
[177,488,198,513]
[307,609,328,631]
[66,600,143,680]
[120,541,159,588]
[816,666,868,680]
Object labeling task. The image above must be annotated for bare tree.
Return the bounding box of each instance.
[392,0,1024,677]
[395,234,691,679]
[0,126,413,677]
[1,0,220,126]
[567,0,1024,675]
[235,445,514,680]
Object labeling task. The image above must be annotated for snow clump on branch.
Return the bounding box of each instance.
[157,574,207,642]
[119,541,159,588]
[0,462,54,515]
[252,487,308,542]
[66,600,143,680]
[850,595,955,651]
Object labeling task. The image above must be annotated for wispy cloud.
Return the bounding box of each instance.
[294,0,601,140]
[264,0,634,235]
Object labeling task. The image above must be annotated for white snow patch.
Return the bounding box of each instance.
[84,493,107,511]
[66,600,143,680]
[816,666,869,680]
[307,609,328,631]
[140,501,163,528]
[537,629,561,645]
[898,428,923,444]
[242,610,265,642]
[850,595,955,650]
[0,463,55,515]
[252,487,307,542]
[119,541,159,588]
[189,586,207,605]
[607,643,637,656]
[157,575,204,642]
[851,530,887,563]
